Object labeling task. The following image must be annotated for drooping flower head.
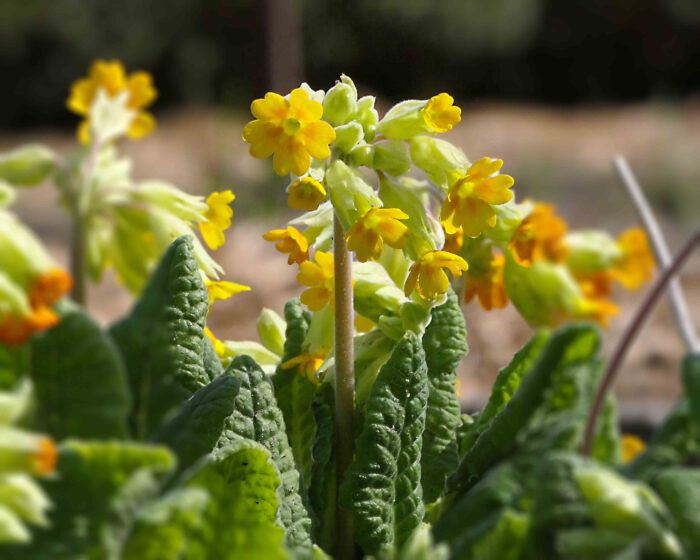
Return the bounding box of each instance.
[198,190,235,250]
[282,350,327,384]
[243,88,336,176]
[404,250,468,300]
[612,228,654,290]
[297,251,335,311]
[440,157,515,238]
[509,203,568,266]
[346,207,409,262]
[287,176,327,211]
[263,226,309,265]
[464,252,508,311]
[422,93,462,133]
[67,59,157,143]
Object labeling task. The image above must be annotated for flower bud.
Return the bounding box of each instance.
[408,136,469,190]
[346,144,373,168]
[566,231,622,273]
[0,146,56,188]
[354,96,379,141]
[325,160,380,231]
[376,99,428,140]
[372,141,411,176]
[256,308,286,357]
[322,75,358,126]
[331,123,364,154]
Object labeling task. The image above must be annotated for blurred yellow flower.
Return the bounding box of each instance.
[28,268,72,310]
[263,226,309,265]
[282,350,327,384]
[199,190,235,250]
[204,326,228,359]
[0,308,57,346]
[443,228,464,254]
[67,59,157,143]
[297,251,335,311]
[509,203,568,266]
[613,228,654,290]
[578,295,619,328]
[422,93,461,133]
[620,434,646,464]
[243,88,336,176]
[30,438,57,476]
[206,279,250,306]
[287,177,327,211]
[464,253,508,311]
[440,157,514,237]
[354,314,376,333]
[404,250,468,300]
[346,207,409,262]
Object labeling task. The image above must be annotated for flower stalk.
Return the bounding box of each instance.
[333,213,355,559]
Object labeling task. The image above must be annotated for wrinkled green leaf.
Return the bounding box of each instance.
[309,380,335,553]
[420,290,468,503]
[653,468,700,556]
[218,355,312,549]
[30,305,129,439]
[110,236,210,439]
[154,374,240,475]
[202,336,224,380]
[340,333,428,555]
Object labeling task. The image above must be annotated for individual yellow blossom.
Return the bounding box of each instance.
[404,250,468,300]
[30,438,57,476]
[243,88,336,176]
[577,296,619,328]
[263,226,309,265]
[509,203,568,266]
[422,93,462,133]
[464,253,508,311]
[287,176,327,211]
[206,279,251,307]
[346,207,409,262]
[199,190,235,250]
[443,228,464,254]
[576,270,614,301]
[297,251,335,311]
[620,434,646,464]
[354,315,376,333]
[440,157,515,238]
[28,268,72,309]
[282,350,327,384]
[612,228,654,290]
[0,308,58,346]
[67,59,157,143]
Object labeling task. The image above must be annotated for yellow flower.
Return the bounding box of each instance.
[464,253,508,311]
[612,228,654,290]
[404,250,468,300]
[576,270,614,300]
[287,177,327,211]
[263,226,309,265]
[346,207,409,262]
[354,314,376,333]
[28,268,72,310]
[443,228,464,254]
[440,157,515,237]
[422,93,462,133]
[282,351,327,384]
[297,251,335,311]
[67,59,157,143]
[243,88,336,176]
[206,279,251,307]
[577,296,619,328]
[31,437,58,476]
[509,203,568,266]
[199,190,235,250]
[620,434,646,464]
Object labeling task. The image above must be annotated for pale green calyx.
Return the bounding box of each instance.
[322,74,358,126]
[257,308,287,357]
[0,145,56,188]
[409,136,469,190]
[566,231,622,273]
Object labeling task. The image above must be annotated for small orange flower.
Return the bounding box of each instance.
[404,250,468,300]
[346,207,409,262]
[243,88,336,176]
[297,251,335,310]
[29,268,72,309]
[464,253,508,311]
[263,226,309,265]
[509,203,568,266]
[31,437,58,476]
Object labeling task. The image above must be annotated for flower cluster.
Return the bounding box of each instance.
[0,382,55,543]
[231,75,656,383]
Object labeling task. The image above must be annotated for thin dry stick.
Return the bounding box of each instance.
[613,155,700,352]
[581,229,700,456]
[333,214,355,559]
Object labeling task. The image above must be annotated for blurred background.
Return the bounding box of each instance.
[2,0,699,423]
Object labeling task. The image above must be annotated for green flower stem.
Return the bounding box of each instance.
[581,229,700,456]
[70,213,86,305]
[333,213,355,559]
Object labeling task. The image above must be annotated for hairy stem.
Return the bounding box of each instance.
[581,230,700,456]
[613,155,699,352]
[333,214,355,558]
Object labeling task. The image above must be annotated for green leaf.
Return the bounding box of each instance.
[0,345,28,390]
[110,236,210,439]
[420,290,468,504]
[202,336,224,380]
[447,324,600,494]
[591,396,620,465]
[154,374,240,475]
[30,305,129,439]
[340,333,429,555]
[218,355,312,549]
[309,380,335,553]
[653,468,700,556]
[682,354,700,425]
[273,299,317,491]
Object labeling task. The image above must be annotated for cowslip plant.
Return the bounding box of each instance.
[2,63,700,560]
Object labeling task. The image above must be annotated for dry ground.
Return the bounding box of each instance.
[5,100,700,422]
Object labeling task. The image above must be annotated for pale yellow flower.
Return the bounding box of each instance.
[297,251,335,311]
[346,207,409,262]
[422,93,461,133]
[199,190,235,250]
[404,250,468,300]
[263,226,309,265]
[287,177,327,211]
